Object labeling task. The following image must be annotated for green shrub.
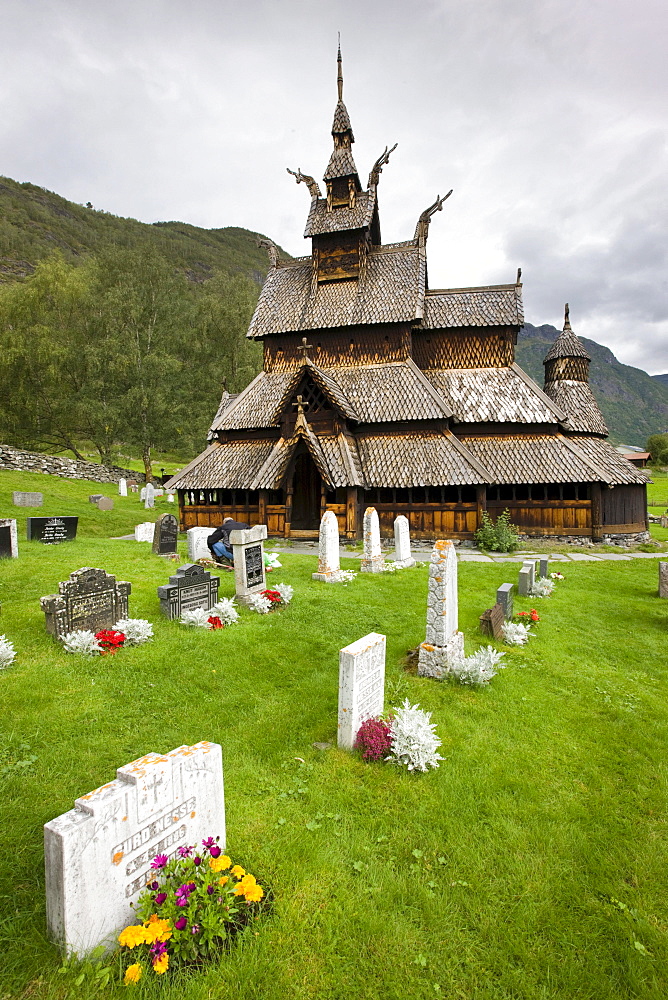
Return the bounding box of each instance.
[474,508,521,552]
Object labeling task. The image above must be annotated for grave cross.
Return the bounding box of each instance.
[293,394,310,417]
[297,336,313,359]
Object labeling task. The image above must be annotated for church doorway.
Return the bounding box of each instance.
[290,452,321,530]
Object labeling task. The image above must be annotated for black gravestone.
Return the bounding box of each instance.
[152,513,179,556]
[41,567,131,641]
[27,516,78,544]
[0,525,13,559]
[244,544,264,588]
[157,564,220,619]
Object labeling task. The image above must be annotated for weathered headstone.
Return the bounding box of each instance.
[154,488,164,498]
[659,562,668,599]
[0,518,18,559]
[360,507,385,573]
[44,741,225,957]
[89,494,104,504]
[479,603,504,639]
[13,491,43,507]
[129,484,139,494]
[187,526,212,562]
[393,514,416,568]
[134,522,155,543]
[539,557,549,579]
[229,524,267,605]
[518,566,532,596]
[118,479,127,497]
[496,582,514,620]
[158,564,219,619]
[27,516,78,544]
[144,483,155,509]
[167,493,175,503]
[661,515,668,529]
[337,633,386,750]
[97,497,114,511]
[152,513,179,556]
[41,567,131,641]
[417,539,465,678]
[312,510,344,582]
[522,559,536,590]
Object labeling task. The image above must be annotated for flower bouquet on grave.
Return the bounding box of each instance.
[118,839,268,982]
[247,584,293,614]
[530,577,555,598]
[0,634,17,670]
[550,571,565,580]
[514,609,541,626]
[354,701,444,771]
[61,621,153,656]
[180,599,239,630]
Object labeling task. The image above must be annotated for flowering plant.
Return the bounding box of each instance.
[210,599,239,626]
[386,700,444,772]
[514,609,540,625]
[530,577,555,598]
[502,621,533,646]
[248,584,293,614]
[354,717,393,761]
[114,618,153,645]
[95,629,126,654]
[119,839,266,982]
[449,645,506,685]
[61,630,104,656]
[550,571,565,580]
[0,635,17,670]
[339,569,357,583]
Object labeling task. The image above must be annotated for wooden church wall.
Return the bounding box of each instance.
[264,324,412,372]
[412,328,515,369]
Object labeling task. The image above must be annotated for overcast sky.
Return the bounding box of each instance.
[2,0,666,373]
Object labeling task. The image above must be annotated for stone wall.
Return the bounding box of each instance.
[0,445,145,485]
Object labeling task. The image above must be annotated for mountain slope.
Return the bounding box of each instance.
[0,175,285,284]
[652,374,668,386]
[516,324,668,446]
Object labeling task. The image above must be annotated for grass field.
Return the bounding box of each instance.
[1,472,667,999]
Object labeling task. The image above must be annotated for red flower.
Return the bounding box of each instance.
[207,616,224,630]
[95,629,126,653]
[261,589,282,604]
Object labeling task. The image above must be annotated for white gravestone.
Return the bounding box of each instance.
[312,510,345,582]
[229,524,267,605]
[140,487,146,502]
[417,539,465,678]
[659,562,668,599]
[338,633,386,750]
[44,741,225,957]
[360,507,385,573]
[0,518,18,558]
[118,479,127,497]
[392,514,416,568]
[144,483,155,509]
[187,526,213,562]
[134,522,155,543]
[167,493,175,503]
[522,560,536,590]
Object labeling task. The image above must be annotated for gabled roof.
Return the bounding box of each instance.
[422,284,524,328]
[165,440,276,491]
[273,362,360,422]
[425,364,567,424]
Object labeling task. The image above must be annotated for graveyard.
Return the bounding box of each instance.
[0,467,667,998]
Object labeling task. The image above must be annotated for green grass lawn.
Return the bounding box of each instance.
[1,475,667,999]
[647,470,668,508]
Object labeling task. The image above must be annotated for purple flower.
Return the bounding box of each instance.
[176,897,189,908]
[150,854,168,870]
[148,880,159,891]
[210,845,221,858]
[191,924,200,935]
[202,837,215,849]
[193,856,202,866]
[150,940,167,957]
[174,916,187,931]
[154,892,167,906]
[178,845,193,858]
[207,885,215,895]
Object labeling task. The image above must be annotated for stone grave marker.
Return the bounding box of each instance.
[140,487,146,501]
[27,516,78,544]
[229,524,267,605]
[187,526,212,562]
[522,559,536,590]
[89,494,104,504]
[659,562,668,599]
[417,539,465,678]
[97,497,114,511]
[479,603,504,639]
[337,632,386,750]
[13,491,43,507]
[129,484,139,494]
[144,483,155,509]
[134,522,155,542]
[118,479,127,497]
[44,741,225,957]
[360,507,385,573]
[167,493,175,503]
[539,557,549,579]
[661,515,668,529]
[518,566,532,596]
[152,513,179,556]
[312,510,344,582]
[158,564,219,619]
[0,518,18,559]
[496,582,514,620]
[154,488,164,498]
[393,514,416,568]
[41,567,131,641]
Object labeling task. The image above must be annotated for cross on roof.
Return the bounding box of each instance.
[293,394,310,416]
[297,337,313,359]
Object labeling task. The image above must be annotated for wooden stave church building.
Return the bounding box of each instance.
[167,51,648,544]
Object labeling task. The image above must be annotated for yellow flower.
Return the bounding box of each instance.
[230,864,245,879]
[118,924,149,949]
[234,873,257,896]
[153,953,169,975]
[218,875,230,886]
[244,883,264,903]
[143,914,172,944]
[209,854,231,873]
[123,963,143,985]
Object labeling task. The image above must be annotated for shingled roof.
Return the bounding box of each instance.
[426,365,566,424]
[422,284,524,328]
[356,431,491,487]
[304,190,376,237]
[166,440,277,491]
[543,380,608,435]
[544,305,591,362]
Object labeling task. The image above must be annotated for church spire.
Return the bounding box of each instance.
[324,43,360,195]
[337,39,343,102]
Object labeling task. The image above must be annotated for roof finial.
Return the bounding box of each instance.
[564,302,571,330]
[337,36,343,102]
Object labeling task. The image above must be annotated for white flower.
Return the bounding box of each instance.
[502,621,533,646]
[386,700,444,772]
[550,571,564,580]
[62,630,103,656]
[210,598,239,626]
[180,608,212,628]
[247,592,273,614]
[530,577,555,598]
[114,618,153,645]
[0,635,17,670]
[339,570,357,582]
[449,646,506,685]
[275,583,294,604]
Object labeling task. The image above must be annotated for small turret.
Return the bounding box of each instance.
[323,44,362,208]
[543,304,607,436]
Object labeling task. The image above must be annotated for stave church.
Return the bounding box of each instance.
[167,49,648,544]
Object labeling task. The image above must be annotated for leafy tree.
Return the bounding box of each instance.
[646,433,668,463]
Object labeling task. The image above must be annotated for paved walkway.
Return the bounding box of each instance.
[268,542,666,563]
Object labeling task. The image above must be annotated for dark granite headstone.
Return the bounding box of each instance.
[479,603,504,639]
[539,557,549,579]
[13,491,43,507]
[244,544,264,588]
[97,497,114,511]
[157,563,219,619]
[152,513,179,555]
[41,567,131,641]
[27,516,78,544]
[496,583,514,620]
[0,519,18,559]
